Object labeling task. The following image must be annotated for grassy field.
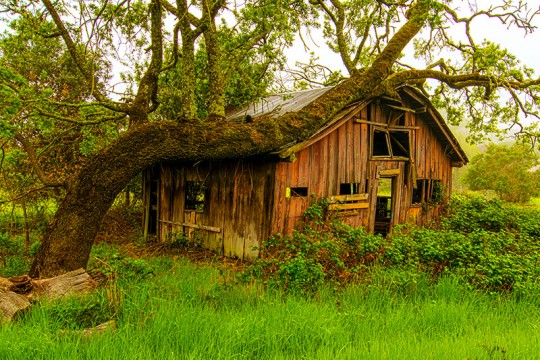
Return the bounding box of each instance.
[0,244,539,359]
[2,195,540,359]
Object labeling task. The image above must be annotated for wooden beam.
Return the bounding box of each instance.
[385,104,416,113]
[159,220,221,233]
[354,119,381,126]
[379,168,400,177]
[354,119,419,129]
[328,194,368,202]
[328,203,369,211]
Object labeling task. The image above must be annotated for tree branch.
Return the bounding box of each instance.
[40,0,128,113]
[13,132,65,188]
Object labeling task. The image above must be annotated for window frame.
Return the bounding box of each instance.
[288,187,309,198]
[184,181,206,212]
[370,126,411,160]
[411,179,443,206]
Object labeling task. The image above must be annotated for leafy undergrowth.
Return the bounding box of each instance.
[240,195,540,295]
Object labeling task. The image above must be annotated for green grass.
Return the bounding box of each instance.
[528,197,540,209]
[2,247,540,359]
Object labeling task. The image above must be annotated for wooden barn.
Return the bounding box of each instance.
[142,85,468,260]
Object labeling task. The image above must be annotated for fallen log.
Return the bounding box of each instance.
[31,268,96,301]
[0,268,96,322]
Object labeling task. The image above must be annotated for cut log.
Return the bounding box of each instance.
[32,268,96,301]
[1,269,96,322]
[0,291,31,323]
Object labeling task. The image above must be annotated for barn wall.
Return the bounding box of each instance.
[271,106,371,235]
[154,160,276,260]
[272,99,455,235]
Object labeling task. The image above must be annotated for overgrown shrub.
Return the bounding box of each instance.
[442,194,540,239]
[241,199,386,293]
[242,195,540,294]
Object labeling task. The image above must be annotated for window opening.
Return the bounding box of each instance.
[411,179,443,205]
[290,187,308,197]
[375,177,393,237]
[389,131,410,157]
[185,181,206,211]
[431,180,443,202]
[411,180,424,204]
[340,183,361,195]
[371,127,410,160]
[372,129,390,156]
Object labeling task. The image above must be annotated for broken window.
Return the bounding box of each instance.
[431,180,443,202]
[371,127,410,159]
[289,187,308,197]
[372,129,390,156]
[185,181,206,211]
[411,179,444,205]
[411,180,426,205]
[340,183,361,195]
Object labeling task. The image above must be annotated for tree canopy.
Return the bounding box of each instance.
[1,0,540,276]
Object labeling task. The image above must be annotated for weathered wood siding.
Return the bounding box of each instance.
[154,160,275,260]
[272,99,454,235]
[271,106,371,235]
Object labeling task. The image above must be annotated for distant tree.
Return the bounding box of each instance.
[464,143,540,203]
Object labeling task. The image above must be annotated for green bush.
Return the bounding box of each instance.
[243,195,540,294]
[442,194,540,239]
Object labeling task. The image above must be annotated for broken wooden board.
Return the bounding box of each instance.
[328,193,369,211]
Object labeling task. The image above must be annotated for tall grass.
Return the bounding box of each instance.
[1,248,539,359]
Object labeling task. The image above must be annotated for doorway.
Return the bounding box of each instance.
[374,177,394,237]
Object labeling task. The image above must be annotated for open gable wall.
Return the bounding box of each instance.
[271,98,455,235]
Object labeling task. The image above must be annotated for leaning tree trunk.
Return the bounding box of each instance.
[29,7,427,277]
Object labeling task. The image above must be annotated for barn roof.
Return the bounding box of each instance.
[225,85,468,166]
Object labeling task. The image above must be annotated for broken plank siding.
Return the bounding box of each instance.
[158,166,174,241]
[272,162,288,236]
[155,160,275,259]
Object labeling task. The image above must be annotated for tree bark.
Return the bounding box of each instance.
[29,2,429,278]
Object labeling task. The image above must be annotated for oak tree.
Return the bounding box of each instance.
[1,0,540,276]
